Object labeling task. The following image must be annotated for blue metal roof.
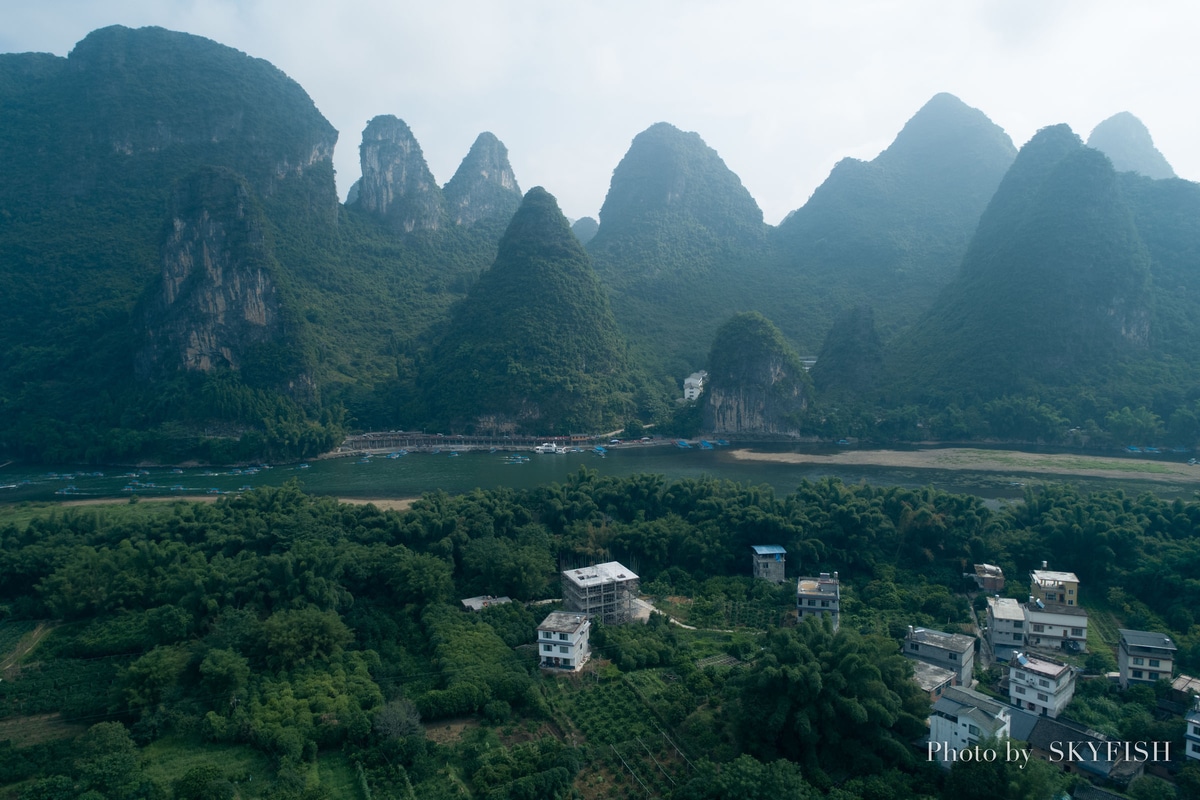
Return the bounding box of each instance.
[751,545,787,555]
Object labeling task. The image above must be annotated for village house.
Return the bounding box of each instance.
[1117,629,1177,689]
[969,563,1005,592]
[1186,695,1200,762]
[1025,717,1144,788]
[905,626,976,687]
[928,685,1012,766]
[985,596,1025,663]
[460,595,512,612]
[796,572,840,631]
[683,370,707,401]
[1023,596,1088,653]
[750,544,786,583]
[1008,652,1075,718]
[537,611,590,672]
[911,660,957,702]
[1029,566,1079,606]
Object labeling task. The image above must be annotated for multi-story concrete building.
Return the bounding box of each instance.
[912,660,957,702]
[750,545,787,583]
[1117,629,1177,689]
[1023,598,1088,653]
[796,572,840,631]
[929,686,1012,766]
[1030,568,1080,606]
[986,596,1026,663]
[561,562,639,624]
[1008,652,1075,718]
[1186,696,1200,762]
[905,626,976,687]
[683,371,707,401]
[537,612,590,671]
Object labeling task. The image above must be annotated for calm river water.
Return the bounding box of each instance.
[2,443,1196,505]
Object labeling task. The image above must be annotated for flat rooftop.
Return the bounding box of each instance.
[1031,570,1079,584]
[563,561,638,589]
[538,611,589,634]
[911,660,956,692]
[987,596,1024,621]
[910,627,975,653]
[1013,653,1071,678]
[797,574,839,595]
[1119,629,1177,652]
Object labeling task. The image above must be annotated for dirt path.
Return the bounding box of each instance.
[1,621,54,673]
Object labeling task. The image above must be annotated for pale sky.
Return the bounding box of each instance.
[3,1,1198,224]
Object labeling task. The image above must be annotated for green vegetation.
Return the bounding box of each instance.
[0,473,1197,798]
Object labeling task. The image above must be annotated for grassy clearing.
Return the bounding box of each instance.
[140,736,275,789]
[0,713,86,747]
[313,751,367,800]
[0,498,199,530]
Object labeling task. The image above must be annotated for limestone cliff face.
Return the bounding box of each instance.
[702,312,811,435]
[354,115,444,231]
[443,132,522,226]
[136,167,288,379]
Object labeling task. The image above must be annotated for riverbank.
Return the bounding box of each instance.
[56,495,419,511]
[728,446,1200,484]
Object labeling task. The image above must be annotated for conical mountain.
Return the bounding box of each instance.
[353,115,444,232]
[771,93,1016,341]
[702,312,811,435]
[889,124,1152,400]
[442,131,522,227]
[586,122,767,378]
[1087,112,1175,180]
[423,187,637,434]
[809,305,884,398]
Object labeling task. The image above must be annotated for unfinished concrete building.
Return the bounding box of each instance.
[561,561,639,624]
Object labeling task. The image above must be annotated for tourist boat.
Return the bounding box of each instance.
[534,442,566,454]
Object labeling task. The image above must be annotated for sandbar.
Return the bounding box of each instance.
[728,447,1200,484]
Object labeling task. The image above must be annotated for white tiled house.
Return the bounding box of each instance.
[1008,652,1075,718]
[537,611,590,672]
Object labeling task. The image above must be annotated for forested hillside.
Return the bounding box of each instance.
[2,476,1199,798]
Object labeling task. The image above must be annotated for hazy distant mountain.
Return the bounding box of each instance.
[571,216,599,244]
[1087,112,1175,180]
[421,187,638,434]
[586,122,768,378]
[770,93,1016,342]
[889,124,1152,400]
[703,312,811,435]
[443,131,523,228]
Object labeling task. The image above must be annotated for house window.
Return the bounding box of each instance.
[909,643,919,651]
[1015,686,1026,695]
[541,631,551,638]
[559,645,569,654]
[542,644,552,652]
[1039,679,1049,688]
[1013,621,1023,629]
[563,659,572,667]
[1032,624,1045,633]
[1192,724,1200,736]
[1037,693,1049,702]
[1068,588,1074,595]
[949,652,958,661]
[968,725,981,736]
[1071,628,1083,637]
[1015,671,1025,680]
[821,600,830,607]
[1132,670,1144,679]
[808,599,817,606]
[1013,634,1023,642]
[1192,742,1200,754]
[1149,659,1160,668]
[559,633,569,641]
[1133,657,1144,666]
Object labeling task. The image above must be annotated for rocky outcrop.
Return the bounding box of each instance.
[571,216,599,244]
[702,312,811,435]
[1087,112,1175,180]
[136,167,288,379]
[442,132,522,226]
[354,115,444,232]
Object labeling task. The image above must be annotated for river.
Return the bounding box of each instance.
[2,442,1197,505]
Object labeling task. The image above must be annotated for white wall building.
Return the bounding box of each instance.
[683,371,707,401]
[797,572,840,631]
[537,611,590,672]
[1008,652,1075,718]
[986,596,1025,663]
[562,561,639,624]
[1186,696,1200,762]
[1023,598,1088,653]
[1118,629,1177,689]
[929,686,1012,766]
